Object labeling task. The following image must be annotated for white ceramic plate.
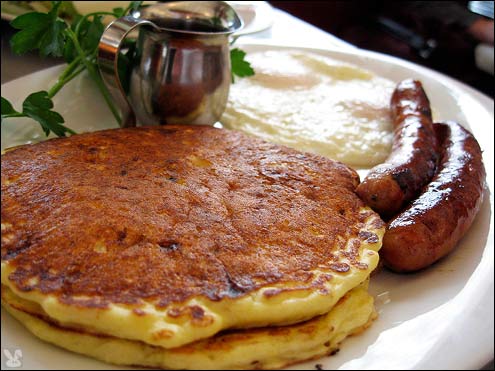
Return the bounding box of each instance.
[1,44,494,370]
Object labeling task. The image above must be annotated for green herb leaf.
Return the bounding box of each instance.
[22,91,75,137]
[10,12,51,54]
[1,97,20,118]
[230,48,255,82]
[63,13,104,63]
[63,15,79,63]
[112,7,126,17]
[40,20,67,57]
[81,14,104,52]
[40,1,67,57]
[10,1,67,57]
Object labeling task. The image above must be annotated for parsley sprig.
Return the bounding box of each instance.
[230,48,255,82]
[1,1,141,137]
[1,1,254,137]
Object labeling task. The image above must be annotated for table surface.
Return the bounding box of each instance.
[1,4,493,371]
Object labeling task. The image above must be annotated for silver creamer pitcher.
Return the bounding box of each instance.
[98,1,243,127]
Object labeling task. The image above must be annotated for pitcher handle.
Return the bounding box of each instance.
[98,16,156,127]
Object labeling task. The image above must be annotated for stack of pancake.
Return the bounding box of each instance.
[1,126,384,369]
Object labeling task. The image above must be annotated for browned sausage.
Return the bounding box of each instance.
[381,121,486,272]
[356,79,438,219]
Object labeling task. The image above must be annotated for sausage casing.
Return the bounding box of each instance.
[381,121,486,272]
[356,79,438,219]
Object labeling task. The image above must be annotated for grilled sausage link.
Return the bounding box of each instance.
[356,79,438,219]
[382,121,486,272]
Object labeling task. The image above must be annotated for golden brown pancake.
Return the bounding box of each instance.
[1,125,384,349]
[2,283,376,370]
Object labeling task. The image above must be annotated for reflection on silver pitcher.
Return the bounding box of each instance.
[98,1,243,127]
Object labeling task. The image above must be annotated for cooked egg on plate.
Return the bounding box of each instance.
[221,50,396,168]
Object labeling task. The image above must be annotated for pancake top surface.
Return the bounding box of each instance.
[1,126,383,347]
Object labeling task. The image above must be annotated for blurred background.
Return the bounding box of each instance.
[271,0,494,98]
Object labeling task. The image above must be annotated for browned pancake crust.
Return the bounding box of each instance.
[1,126,378,308]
